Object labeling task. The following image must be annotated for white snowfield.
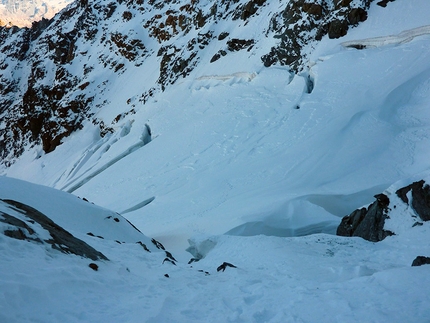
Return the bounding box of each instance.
[1,0,430,322]
[342,25,430,49]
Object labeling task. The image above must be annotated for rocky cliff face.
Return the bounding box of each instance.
[0,0,381,166]
[337,180,430,242]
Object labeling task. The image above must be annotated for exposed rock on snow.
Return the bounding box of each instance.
[411,256,430,267]
[396,180,430,222]
[261,0,372,70]
[0,199,108,260]
[217,261,237,272]
[338,180,430,242]
[337,193,393,242]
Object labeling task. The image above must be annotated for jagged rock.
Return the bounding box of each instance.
[377,0,395,8]
[137,241,151,252]
[217,262,237,272]
[151,238,165,250]
[396,180,430,221]
[162,258,176,265]
[337,194,394,242]
[262,0,372,71]
[227,38,255,52]
[0,199,108,260]
[303,3,323,19]
[328,19,349,39]
[348,8,368,25]
[411,256,430,267]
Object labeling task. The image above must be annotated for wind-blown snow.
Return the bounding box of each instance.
[1,0,430,322]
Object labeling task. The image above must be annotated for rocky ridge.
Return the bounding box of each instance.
[337,180,430,242]
[0,0,387,166]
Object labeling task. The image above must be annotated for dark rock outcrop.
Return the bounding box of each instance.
[376,0,395,8]
[396,180,430,221]
[411,256,430,267]
[261,0,373,71]
[337,193,394,242]
[0,199,108,260]
[0,0,382,166]
[217,262,237,272]
[338,180,430,242]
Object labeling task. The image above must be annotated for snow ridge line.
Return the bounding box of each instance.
[341,25,430,49]
[196,72,257,82]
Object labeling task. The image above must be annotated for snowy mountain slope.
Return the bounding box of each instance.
[0,0,376,165]
[1,0,430,321]
[1,0,430,249]
[0,0,72,27]
[1,175,430,323]
[0,175,157,246]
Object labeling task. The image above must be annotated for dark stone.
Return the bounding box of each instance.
[227,39,255,52]
[4,228,28,240]
[377,0,395,8]
[89,263,99,271]
[396,180,430,221]
[198,270,210,275]
[303,4,323,18]
[337,194,394,242]
[162,258,176,265]
[218,32,229,41]
[210,53,221,63]
[328,19,349,39]
[348,8,367,25]
[1,199,108,260]
[217,262,237,272]
[165,251,177,262]
[151,238,165,250]
[164,274,170,278]
[137,241,151,252]
[411,256,430,267]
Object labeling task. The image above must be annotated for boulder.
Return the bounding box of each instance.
[348,8,367,25]
[411,256,430,267]
[328,19,349,39]
[396,180,430,221]
[337,194,394,242]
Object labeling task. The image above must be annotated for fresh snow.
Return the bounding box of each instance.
[1,0,430,322]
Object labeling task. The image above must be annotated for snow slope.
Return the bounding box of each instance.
[6,0,429,248]
[1,0,430,321]
[1,175,430,323]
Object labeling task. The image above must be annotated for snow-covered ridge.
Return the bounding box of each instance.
[0,0,376,165]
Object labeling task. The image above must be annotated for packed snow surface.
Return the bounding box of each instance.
[1,0,430,322]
